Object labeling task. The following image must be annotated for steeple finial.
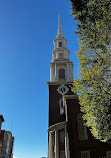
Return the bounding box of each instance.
[57,13,63,35]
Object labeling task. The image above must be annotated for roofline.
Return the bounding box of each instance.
[50,61,73,65]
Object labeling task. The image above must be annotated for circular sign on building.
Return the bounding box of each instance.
[57,84,69,96]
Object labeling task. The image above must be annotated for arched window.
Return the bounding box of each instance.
[59,99,64,114]
[59,53,63,58]
[59,42,62,47]
[59,69,65,79]
[77,114,88,140]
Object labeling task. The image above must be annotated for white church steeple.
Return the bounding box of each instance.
[50,15,73,82]
[57,14,63,35]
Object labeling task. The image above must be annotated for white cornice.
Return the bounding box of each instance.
[47,81,73,89]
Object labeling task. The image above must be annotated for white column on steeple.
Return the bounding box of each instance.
[58,14,63,35]
[55,63,57,78]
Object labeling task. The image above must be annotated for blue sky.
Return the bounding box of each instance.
[0,0,79,158]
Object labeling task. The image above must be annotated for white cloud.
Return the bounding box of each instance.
[13,156,18,158]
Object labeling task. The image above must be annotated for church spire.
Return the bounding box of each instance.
[57,14,63,35]
[49,14,73,82]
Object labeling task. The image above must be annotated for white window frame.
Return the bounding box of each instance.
[81,151,90,158]
[77,113,88,140]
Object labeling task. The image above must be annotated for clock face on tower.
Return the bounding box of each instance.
[57,84,69,96]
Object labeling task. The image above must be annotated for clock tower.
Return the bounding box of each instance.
[47,14,73,158]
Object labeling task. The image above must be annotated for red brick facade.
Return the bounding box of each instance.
[48,82,111,158]
[48,83,73,127]
[65,97,111,158]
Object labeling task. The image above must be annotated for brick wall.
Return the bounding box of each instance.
[66,99,111,158]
